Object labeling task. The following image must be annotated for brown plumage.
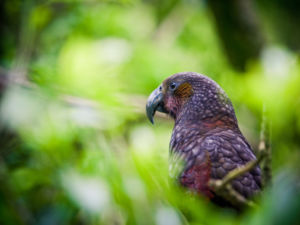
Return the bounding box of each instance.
[146,72,261,207]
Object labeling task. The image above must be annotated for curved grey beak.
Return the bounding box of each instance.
[146,86,166,124]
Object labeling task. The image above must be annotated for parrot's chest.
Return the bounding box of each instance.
[169,143,213,198]
[169,127,215,197]
[168,132,206,179]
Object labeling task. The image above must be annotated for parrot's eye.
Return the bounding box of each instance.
[170,82,177,91]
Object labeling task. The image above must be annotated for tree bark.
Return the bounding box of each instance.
[207,0,264,72]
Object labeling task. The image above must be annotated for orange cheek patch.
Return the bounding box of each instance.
[174,82,193,98]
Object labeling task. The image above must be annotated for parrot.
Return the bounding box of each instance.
[146,72,261,207]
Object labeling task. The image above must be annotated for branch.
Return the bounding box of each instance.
[208,140,268,208]
[208,154,264,208]
[209,105,272,208]
[209,152,265,191]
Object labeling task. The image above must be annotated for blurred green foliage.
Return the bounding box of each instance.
[0,0,300,225]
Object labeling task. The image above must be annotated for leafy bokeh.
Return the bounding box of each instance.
[0,0,300,225]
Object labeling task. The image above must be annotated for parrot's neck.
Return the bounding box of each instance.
[174,101,238,129]
[173,85,238,125]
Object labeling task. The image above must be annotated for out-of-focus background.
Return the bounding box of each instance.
[0,0,300,224]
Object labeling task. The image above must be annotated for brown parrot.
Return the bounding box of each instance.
[146,72,261,207]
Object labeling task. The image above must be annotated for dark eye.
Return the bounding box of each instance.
[170,82,177,91]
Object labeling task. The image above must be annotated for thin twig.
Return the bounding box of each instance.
[259,104,272,187]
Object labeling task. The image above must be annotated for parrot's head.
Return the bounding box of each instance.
[146,72,237,125]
